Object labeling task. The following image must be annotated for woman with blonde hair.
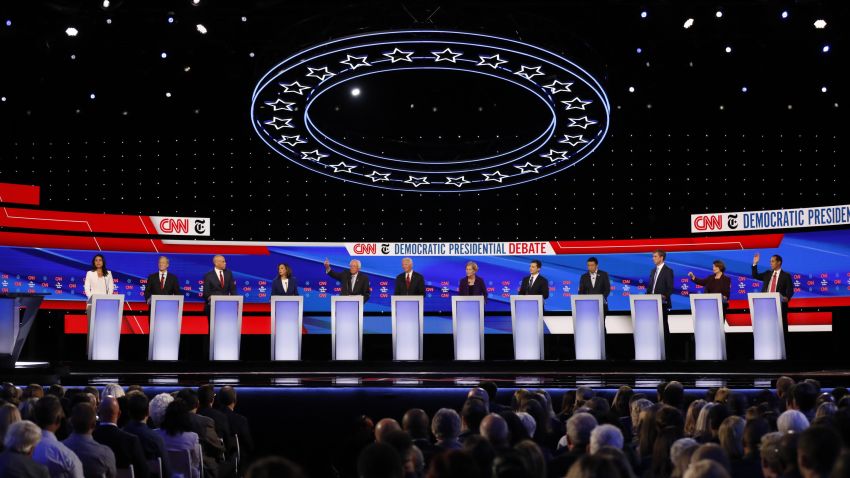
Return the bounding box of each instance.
[458,261,486,298]
[684,399,707,437]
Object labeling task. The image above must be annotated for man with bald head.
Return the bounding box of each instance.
[92,396,148,478]
[324,257,371,302]
[374,418,402,444]
[480,414,510,451]
[394,258,425,296]
[467,387,490,413]
[203,255,237,312]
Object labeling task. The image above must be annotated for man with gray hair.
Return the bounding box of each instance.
[759,432,784,478]
[550,412,598,478]
[0,420,49,477]
[324,257,371,302]
[467,388,490,413]
[395,257,425,296]
[777,409,809,434]
[480,414,510,451]
[144,255,181,303]
[589,424,623,454]
[431,408,462,451]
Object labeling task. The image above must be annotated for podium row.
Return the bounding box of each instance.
[77,292,790,362]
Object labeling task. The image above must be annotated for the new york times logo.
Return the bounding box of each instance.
[194,219,207,235]
[380,243,390,254]
[727,214,739,230]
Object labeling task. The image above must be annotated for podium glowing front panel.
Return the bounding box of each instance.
[571,295,606,360]
[452,296,485,360]
[630,295,665,360]
[510,295,544,360]
[271,296,303,361]
[209,296,243,361]
[392,296,423,361]
[332,296,363,360]
[148,295,184,361]
[691,294,726,360]
[87,294,125,360]
[749,293,786,360]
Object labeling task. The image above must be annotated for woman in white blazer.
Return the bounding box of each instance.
[84,254,114,305]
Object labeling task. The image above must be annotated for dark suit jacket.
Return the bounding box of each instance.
[123,420,171,478]
[518,274,549,299]
[326,269,371,302]
[270,276,298,296]
[219,407,254,462]
[578,270,611,300]
[144,271,181,300]
[752,265,794,301]
[198,407,235,456]
[92,424,149,478]
[202,269,237,314]
[458,276,487,298]
[0,450,50,478]
[394,271,425,296]
[648,264,674,309]
[189,413,224,475]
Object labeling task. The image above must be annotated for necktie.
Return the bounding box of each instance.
[350,275,356,292]
[769,271,778,293]
[406,273,411,288]
[529,275,535,288]
[160,274,165,290]
[651,267,659,293]
[219,270,224,289]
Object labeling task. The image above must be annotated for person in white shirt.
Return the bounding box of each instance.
[84,254,114,298]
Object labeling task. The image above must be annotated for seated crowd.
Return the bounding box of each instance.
[2,377,850,478]
[0,382,253,478]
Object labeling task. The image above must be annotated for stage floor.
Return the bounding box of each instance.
[6,359,850,389]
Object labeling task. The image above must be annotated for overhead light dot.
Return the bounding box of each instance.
[725,46,732,53]
[821,86,828,93]
[161,52,167,59]
[683,18,694,29]
[5,19,11,27]
[781,10,789,19]
[106,18,112,24]
[89,93,96,100]
[822,45,830,53]
[640,11,647,18]
[102,0,110,7]
[183,66,191,72]
[715,10,723,18]
[196,24,207,34]
[167,17,174,24]
[1,96,6,102]
[166,92,172,98]
[814,19,827,29]
[351,88,360,97]
[741,86,748,93]
[636,47,642,54]
[628,86,635,93]
[65,27,79,37]
[191,0,200,5]
[241,16,247,22]
[70,54,76,60]
[248,52,255,58]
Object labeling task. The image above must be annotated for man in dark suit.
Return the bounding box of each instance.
[123,391,171,478]
[144,255,182,303]
[752,252,794,349]
[518,259,550,299]
[217,386,254,468]
[270,263,298,296]
[202,255,237,314]
[176,389,229,478]
[394,257,425,296]
[197,384,235,457]
[578,256,612,315]
[648,249,675,345]
[324,257,371,302]
[92,396,149,478]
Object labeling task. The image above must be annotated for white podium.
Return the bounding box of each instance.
[690,293,727,360]
[392,296,423,360]
[570,294,607,360]
[271,296,303,361]
[451,296,485,360]
[209,296,243,361]
[630,294,665,360]
[510,295,544,360]
[87,294,125,360]
[748,292,786,360]
[332,296,363,360]
[148,295,184,361]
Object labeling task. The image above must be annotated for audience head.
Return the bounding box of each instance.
[462,398,488,434]
[197,384,216,409]
[468,388,490,412]
[514,440,546,478]
[3,420,41,456]
[148,392,174,428]
[798,426,842,478]
[125,390,150,422]
[684,460,731,478]
[685,400,707,437]
[631,398,653,431]
[32,394,64,432]
[70,402,97,435]
[462,435,495,478]
[759,432,784,478]
[176,388,200,411]
[743,417,769,456]
[161,399,193,436]
[574,387,595,409]
[0,403,22,444]
[358,442,404,478]
[98,395,121,424]
[778,409,810,434]
[402,408,430,440]
[480,382,498,406]
[245,456,307,478]
[691,443,731,473]
[663,381,685,409]
[515,412,536,439]
[566,412,598,451]
[480,413,510,449]
[375,418,402,444]
[432,408,461,442]
[793,382,819,414]
[427,449,480,478]
[671,438,699,478]
[589,424,623,454]
[219,385,238,409]
[565,454,620,478]
[100,383,124,402]
[718,416,745,460]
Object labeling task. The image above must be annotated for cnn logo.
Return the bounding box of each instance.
[352,243,377,254]
[158,218,190,234]
[693,215,724,231]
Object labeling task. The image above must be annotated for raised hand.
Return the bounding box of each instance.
[323,257,330,271]
[753,252,760,264]
[687,271,696,280]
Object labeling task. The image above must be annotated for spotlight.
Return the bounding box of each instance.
[106,18,112,24]
[5,19,11,27]
[636,47,642,54]
[65,27,79,37]
[1,96,6,102]
[683,18,694,29]
[821,86,828,93]
[781,10,789,19]
[166,92,172,97]
[89,93,96,99]
[640,11,647,18]
[161,52,167,59]
[715,10,723,18]
[102,0,110,7]
[351,87,360,97]
[741,86,748,93]
[196,24,207,34]
[241,16,247,22]
[191,0,200,5]
[814,19,827,29]
[628,86,635,93]
[167,16,174,24]
[725,46,732,53]
[822,45,830,53]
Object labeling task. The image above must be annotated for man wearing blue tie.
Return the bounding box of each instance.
[648,249,674,348]
[271,263,299,296]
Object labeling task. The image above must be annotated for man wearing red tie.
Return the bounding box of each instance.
[202,254,237,315]
[394,257,425,296]
[752,252,794,350]
[144,256,181,304]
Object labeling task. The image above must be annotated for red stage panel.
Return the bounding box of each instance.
[0,183,40,206]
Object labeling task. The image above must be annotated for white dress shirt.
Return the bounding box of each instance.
[590,272,598,288]
[84,270,114,298]
[651,263,664,293]
[281,278,289,293]
[529,273,539,288]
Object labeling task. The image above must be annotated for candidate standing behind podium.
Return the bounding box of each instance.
[271,263,299,296]
[394,257,425,296]
[458,261,487,299]
[648,249,674,343]
[84,254,115,314]
[752,252,794,347]
[518,260,549,299]
[688,260,731,311]
[144,255,181,304]
[202,255,237,315]
[578,256,611,315]
[324,258,371,302]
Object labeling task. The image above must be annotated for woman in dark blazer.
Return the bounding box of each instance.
[688,259,732,310]
[458,261,487,299]
[271,263,299,295]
